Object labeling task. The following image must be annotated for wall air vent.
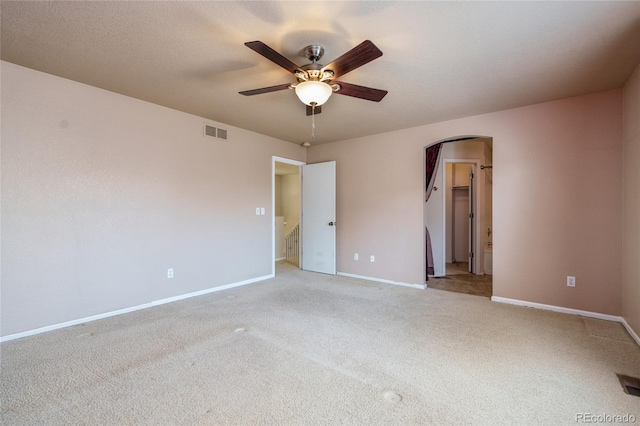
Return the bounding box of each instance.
[204,124,228,140]
[204,125,217,137]
[617,374,640,397]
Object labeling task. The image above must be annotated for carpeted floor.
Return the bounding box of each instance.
[1,262,639,425]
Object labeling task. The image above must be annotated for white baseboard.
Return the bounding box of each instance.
[275,257,285,262]
[620,317,640,347]
[0,274,274,343]
[491,296,640,346]
[337,272,426,290]
[490,296,621,321]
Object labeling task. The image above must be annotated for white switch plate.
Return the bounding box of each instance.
[354,253,359,260]
[256,208,260,215]
[370,255,375,262]
[567,276,575,287]
[260,207,265,215]
[167,268,174,279]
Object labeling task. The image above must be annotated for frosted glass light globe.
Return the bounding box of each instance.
[295,81,332,106]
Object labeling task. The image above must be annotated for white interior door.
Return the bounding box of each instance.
[301,161,336,275]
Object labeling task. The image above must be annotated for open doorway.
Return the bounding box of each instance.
[274,160,302,267]
[272,157,337,277]
[445,162,476,275]
[273,157,304,274]
[424,138,493,298]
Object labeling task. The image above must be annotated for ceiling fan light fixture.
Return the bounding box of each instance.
[294,80,333,106]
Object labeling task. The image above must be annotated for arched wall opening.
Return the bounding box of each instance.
[424,136,493,293]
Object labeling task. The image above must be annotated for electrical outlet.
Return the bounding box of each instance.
[370,255,375,262]
[167,268,174,279]
[354,253,359,260]
[567,276,575,287]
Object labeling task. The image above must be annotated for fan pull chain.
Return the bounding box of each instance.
[311,103,316,140]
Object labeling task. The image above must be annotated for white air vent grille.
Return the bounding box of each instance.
[203,124,228,140]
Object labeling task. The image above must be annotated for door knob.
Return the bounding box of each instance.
[328,222,335,226]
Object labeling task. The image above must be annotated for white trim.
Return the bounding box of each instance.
[491,296,621,321]
[275,256,285,262]
[491,296,640,346]
[0,274,273,343]
[621,317,640,347]
[337,272,426,290]
[272,156,305,165]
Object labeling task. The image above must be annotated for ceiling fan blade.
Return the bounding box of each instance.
[306,105,322,116]
[322,40,382,79]
[245,41,303,74]
[239,83,292,96]
[333,81,387,102]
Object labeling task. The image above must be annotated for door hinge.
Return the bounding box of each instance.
[469,252,474,258]
[469,213,474,218]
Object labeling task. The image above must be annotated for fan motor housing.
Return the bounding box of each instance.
[303,45,324,62]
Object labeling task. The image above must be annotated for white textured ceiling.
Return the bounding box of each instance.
[2,1,639,145]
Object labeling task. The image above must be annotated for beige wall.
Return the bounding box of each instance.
[281,174,300,236]
[1,62,305,337]
[308,90,623,315]
[274,171,299,236]
[622,64,640,336]
[2,58,634,338]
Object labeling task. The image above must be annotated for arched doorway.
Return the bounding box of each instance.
[424,136,493,297]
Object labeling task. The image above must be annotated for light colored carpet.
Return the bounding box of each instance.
[2,262,639,425]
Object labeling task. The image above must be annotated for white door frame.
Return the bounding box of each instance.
[442,159,482,276]
[272,156,305,276]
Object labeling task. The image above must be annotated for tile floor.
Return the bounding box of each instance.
[427,262,493,298]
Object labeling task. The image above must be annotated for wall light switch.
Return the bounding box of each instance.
[354,253,359,260]
[256,208,260,215]
[260,207,265,215]
[370,255,375,262]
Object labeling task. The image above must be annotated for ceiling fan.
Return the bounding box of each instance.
[239,40,387,115]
